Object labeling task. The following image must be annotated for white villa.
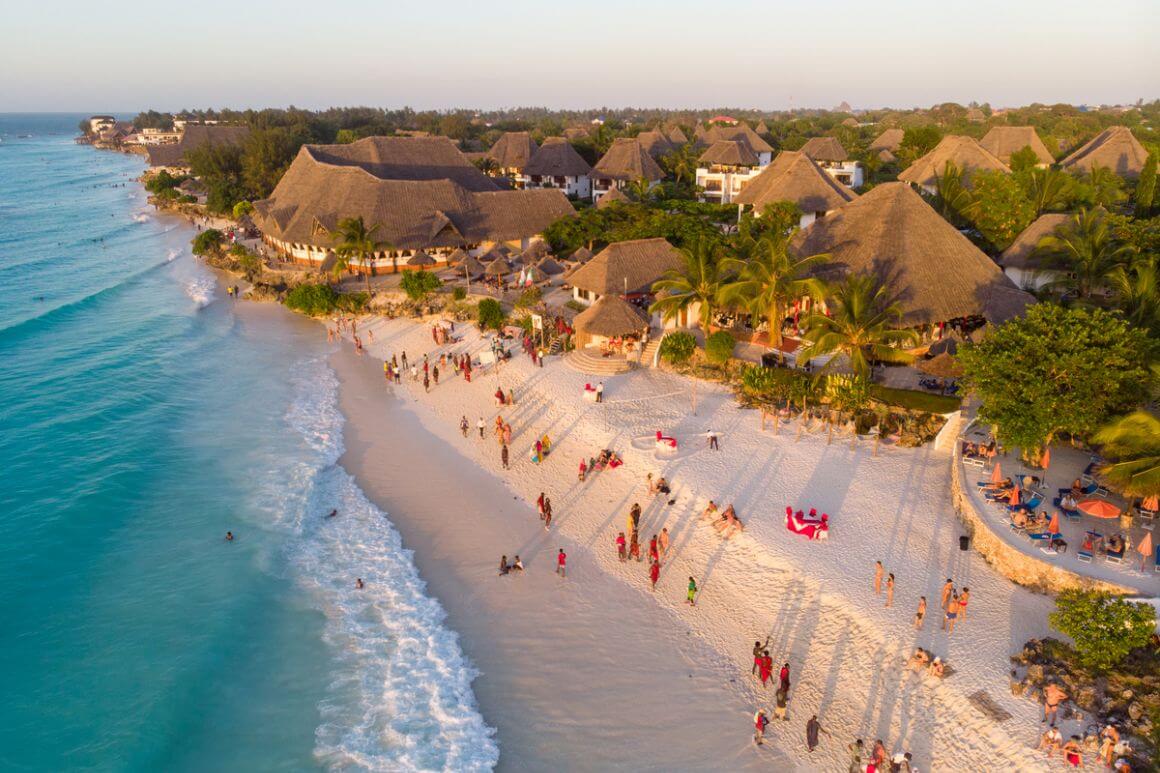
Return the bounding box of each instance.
[733,151,858,229]
[519,137,593,200]
[695,141,764,204]
[590,138,665,201]
[798,137,864,188]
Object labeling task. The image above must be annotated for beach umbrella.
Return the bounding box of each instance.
[408,251,436,268]
[1040,447,1051,471]
[1143,495,1159,511]
[485,259,510,277]
[1047,511,1060,535]
[1138,532,1154,570]
[1008,488,1020,507]
[990,462,1003,485]
[461,255,485,278]
[537,257,565,275]
[446,248,469,266]
[1077,499,1120,519]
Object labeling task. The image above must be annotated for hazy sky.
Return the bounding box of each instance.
[3,0,1157,112]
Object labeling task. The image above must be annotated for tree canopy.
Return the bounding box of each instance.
[1049,590,1156,673]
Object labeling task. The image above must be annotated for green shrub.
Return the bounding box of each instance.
[868,385,961,413]
[232,200,254,220]
[515,286,542,309]
[144,170,185,194]
[659,331,697,365]
[1049,590,1156,672]
[191,228,224,257]
[704,330,735,366]
[565,299,586,313]
[477,298,505,330]
[400,270,442,301]
[451,286,467,301]
[177,194,197,204]
[284,284,340,316]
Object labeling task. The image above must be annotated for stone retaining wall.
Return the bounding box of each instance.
[949,450,1136,595]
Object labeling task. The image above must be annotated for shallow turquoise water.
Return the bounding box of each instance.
[0,115,495,772]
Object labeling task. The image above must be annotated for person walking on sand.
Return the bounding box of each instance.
[423,373,430,393]
[556,548,566,578]
[752,640,764,676]
[648,534,659,564]
[658,527,670,560]
[754,709,770,745]
[629,530,641,562]
[914,596,927,630]
[774,685,788,720]
[477,417,485,439]
[708,430,719,450]
[847,739,864,773]
[543,498,553,530]
[943,593,960,634]
[686,576,698,605]
[958,587,970,620]
[874,560,884,594]
[779,662,791,692]
[649,559,660,590]
[806,715,828,752]
[578,458,587,482]
[432,365,439,385]
[885,573,895,607]
[460,416,469,437]
[616,532,626,562]
[630,502,642,533]
[759,652,773,687]
[941,578,954,609]
[501,444,509,470]
[1043,682,1067,727]
[537,492,546,520]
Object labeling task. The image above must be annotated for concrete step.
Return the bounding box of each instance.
[565,349,635,375]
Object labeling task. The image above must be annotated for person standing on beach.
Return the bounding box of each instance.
[401,351,408,369]
[629,530,641,562]
[649,560,660,590]
[874,561,884,595]
[754,709,770,745]
[914,596,927,630]
[423,373,430,393]
[686,576,698,605]
[658,527,670,561]
[596,381,603,403]
[779,662,791,692]
[958,587,970,620]
[847,739,864,773]
[1043,683,1067,727]
[630,502,642,533]
[578,458,587,482]
[460,416,469,437]
[759,652,773,687]
[885,573,895,607]
[648,534,659,565]
[752,641,764,675]
[774,685,788,721]
[501,444,509,470]
[543,498,553,530]
[941,578,954,609]
[432,365,439,385]
[477,417,485,439]
[556,548,566,578]
[943,593,960,634]
[616,532,626,562]
[806,715,828,752]
[708,430,719,450]
[537,492,546,519]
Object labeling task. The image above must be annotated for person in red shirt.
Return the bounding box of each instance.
[649,560,660,590]
[779,663,791,692]
[615,532,626,561]
[648,535,659,564]
[759,653,773,687]
[556,548,566,578]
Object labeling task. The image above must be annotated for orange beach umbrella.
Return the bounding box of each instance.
[1040,447,1051,470]
[1077,499,1120,519]
[1143,495,1159,511]
[990,463,1003,485]
[1046,511,1060,534]
[1008,487,1020,506]
[1138,532,1154,570]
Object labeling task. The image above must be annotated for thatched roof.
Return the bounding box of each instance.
[636,130,675,158]
[869,128,904,153]
[898,135,1010,189]
[841,117,859,128]
[755,121,770,135]
[734,151,858,213]
[573,295,649,337]
[522,240,550,260]
[918,352,964,378]
[537,257,565,275]
[146,124,250,167]
[665,125,689,145]
[408,251,436,266]
[487,132,538,170]
[979,126,1054,165]
[998,214,1070,270]
[789,182,1034,325]
[485,258,511,276]
[461,255,485,277]
[592,139,665,182]
[699,140,759,167]
[1060,126,1149,178]
[446,247,470,265]
[697,124,773,154]
[569,246,594,263]
[251,138,574,252]
[567,238,683,296]
[966,108,985,122]
[595,186,630,209]
[524,137,592,177]
[799,136,849,162]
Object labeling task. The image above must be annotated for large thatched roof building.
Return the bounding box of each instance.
[799,136,848,162]
[869,128,905,163]
[573,295,650,348]
[636,130,675,159]
[251,136,574,272]
[997,213,1070,290]
[487,132,539,175]
[567,238,683,305]
[1060,126,1149,178]
[789,182,1033,326]
[695,124,774,164]
[979,126,1054,166]
[146,124,250,169]
[898,135,1010,193]
[733,151,857,227]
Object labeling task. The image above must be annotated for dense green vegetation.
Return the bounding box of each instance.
[400,270,442,301]
[284,284,367,316]
[1049,591,1156,673]
[476,298,505,330]
[658,331,696,365]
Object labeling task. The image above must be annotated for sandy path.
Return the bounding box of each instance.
[337,314,1064,771]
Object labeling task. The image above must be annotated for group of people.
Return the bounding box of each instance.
[497,555,524,575]
[1038,723,1132,770]
[846,738,915,772]
[536,492,554,530]
[907,647,946,678]
[699,501,744,539]
[578,449,622,482]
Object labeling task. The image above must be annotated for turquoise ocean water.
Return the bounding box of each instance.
[0,114,496,771]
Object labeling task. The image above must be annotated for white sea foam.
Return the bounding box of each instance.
[183,276,215,308]
[131,212,150,223]
[258,359,498,772]
[166,248,181,263]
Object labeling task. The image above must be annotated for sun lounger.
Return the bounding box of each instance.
[1077,551,1093,563]
[1040,545,1059,556]
[1105,549,1125,565]
[962,455,985,469]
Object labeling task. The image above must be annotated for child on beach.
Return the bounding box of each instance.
[556,548,566,578]
[629,531,641,562]
[686,576,698,605]
[616,532,626,561]
[649,560,660,590]
[578,459,587,482]
[885,574,894,607]
[915,596,926,629]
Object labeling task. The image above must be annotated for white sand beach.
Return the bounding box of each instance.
[332,314,1069,771]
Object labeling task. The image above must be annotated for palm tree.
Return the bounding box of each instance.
[1038,208,1133,299]
[663,143,700,186]
[626,177,656,203]
[333,216,388,296]
[799,273,918,381]
[650,238,724,330]
[1094,411,1160,498]
[1019,167,1074,215]
[1082,165,1126,208]
[931,161,973,224]
[1106,257,1160,335]
[718,235,828,349]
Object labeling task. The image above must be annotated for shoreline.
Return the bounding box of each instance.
[328,313,1064,771]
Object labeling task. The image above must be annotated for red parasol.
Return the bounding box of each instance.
[990,463,1003,484]
[1077,499,1120,519]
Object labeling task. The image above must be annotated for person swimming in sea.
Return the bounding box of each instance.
[326,509,337,518]
[225,531,234,541]
[355,578,365,589]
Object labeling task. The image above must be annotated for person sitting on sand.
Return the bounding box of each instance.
[511,555,524,572]
[1039,727,1063,757]
[701,500,719,521]
[928,656,945,678]
[1062,736,1084,768]
[499,556,511,576]
[909,648,930,672]
[721,511,744,539]
[655,477,670,495]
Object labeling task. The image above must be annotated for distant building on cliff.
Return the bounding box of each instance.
[146,125,251,171]
[251,136,575,273]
